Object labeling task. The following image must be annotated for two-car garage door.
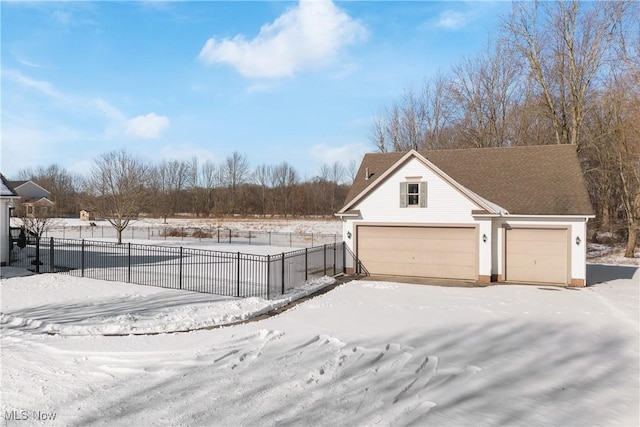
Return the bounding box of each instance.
[357,226,477,280]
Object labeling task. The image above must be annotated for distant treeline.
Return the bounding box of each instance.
[13,154,353,219]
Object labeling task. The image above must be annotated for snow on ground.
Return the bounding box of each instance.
[1,262,638,426]
[0,269,335,336]
[2,219,639,425]
[20,217,343,236]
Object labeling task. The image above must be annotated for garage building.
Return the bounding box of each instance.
[337,145,594,286]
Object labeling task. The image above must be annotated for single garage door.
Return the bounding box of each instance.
[505,228,568,285]
[357,226,477,280]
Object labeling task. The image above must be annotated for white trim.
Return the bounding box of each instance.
[500,214,594,220]
[335,212,360,218]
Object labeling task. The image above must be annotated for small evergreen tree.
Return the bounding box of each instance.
[17,227,27,250]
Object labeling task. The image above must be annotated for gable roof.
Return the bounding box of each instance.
[6,180,51,198]
[1,174,20,198]
[340,144,594,216]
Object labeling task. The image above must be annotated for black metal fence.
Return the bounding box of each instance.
[39,225,340,248]
[9,237,365,299]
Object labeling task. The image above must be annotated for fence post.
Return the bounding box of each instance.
[33,237,40,273]
[179,247,183,290]
[266,255,271,300]
[281,253,285,295]
[333,244,336,275]
[81,239,85,277]
[229,229,232,244]
[49,237,54,273]
[323,244,327,276]
[79,226,82,239]
[127,242,131,283]
[269,232,271,246]
[342,241,346,274]
[237,252,241,297]
[305,248,308,282]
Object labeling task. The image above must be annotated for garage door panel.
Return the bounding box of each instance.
[506,228,568,285]
[507,240,566,256]
[357,226,477,280]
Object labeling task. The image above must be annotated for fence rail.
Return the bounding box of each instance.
[9,237,364,299]
[36,225,340,248]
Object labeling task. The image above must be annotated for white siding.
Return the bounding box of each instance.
[0,199,12,265]
[343,157,493,278]
[354,158,481,223]
[342,155,589,284]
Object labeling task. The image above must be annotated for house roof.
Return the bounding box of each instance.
[7,180,28,188]
[1,174,19,198]
[7,180,51,195]
[341,144,594,216]
[22,197,56,206]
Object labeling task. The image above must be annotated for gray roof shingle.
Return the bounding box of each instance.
[341,145,594,216]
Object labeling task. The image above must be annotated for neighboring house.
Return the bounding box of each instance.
[1,174,20,266]
[7,180,55,217]
[337,145,594,287]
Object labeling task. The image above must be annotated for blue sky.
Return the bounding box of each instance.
[1,0,510,182]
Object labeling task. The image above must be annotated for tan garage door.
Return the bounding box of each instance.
[357,226,477,280]
[505,228,568,285]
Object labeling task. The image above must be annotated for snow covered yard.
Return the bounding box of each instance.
[1,263,638,426]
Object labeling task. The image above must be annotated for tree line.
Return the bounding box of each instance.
[13,153,354,243]
[370,0,639,257]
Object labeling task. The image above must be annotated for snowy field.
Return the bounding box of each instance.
[1,219,639,426]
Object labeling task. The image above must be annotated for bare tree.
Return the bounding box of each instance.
[252,164,273,217]
[222,151,250,215]
[200,160,221,216]
[449,41,523,148]
[85,150,150,244]
[271,162,298,217]
[17,206,59,240]
[420,73,456,150]
[16,164,80,216]
[370,74,455,152]
[151,160,190,223]
[186,157,199,216]
[346,158,359,184]
[503,0,623,150]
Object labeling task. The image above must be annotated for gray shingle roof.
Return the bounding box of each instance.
[341,145,594,216]
[1,174,19,197]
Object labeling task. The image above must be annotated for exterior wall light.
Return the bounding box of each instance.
[482,234,487,243]
[575,236,581,245]
[347,231,352,239]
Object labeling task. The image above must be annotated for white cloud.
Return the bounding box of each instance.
[2,68,61,99]
[426,10,471,30]
[310,142,367,173]
[125,113,170,139]
[198,0,367,79]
